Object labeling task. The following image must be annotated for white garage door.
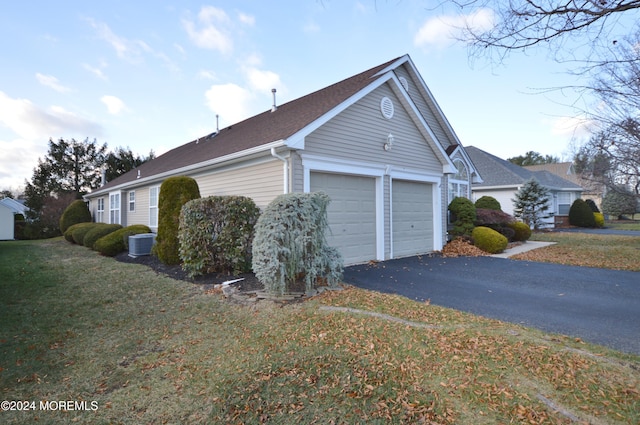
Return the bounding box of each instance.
[310,172,377,265]
[392,180,433,258]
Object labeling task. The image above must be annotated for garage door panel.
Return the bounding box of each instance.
[310,172,376,265]
[392,180,433,258]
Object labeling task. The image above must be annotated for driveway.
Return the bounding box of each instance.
[343,255,640,355]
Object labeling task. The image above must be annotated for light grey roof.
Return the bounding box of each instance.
[466,146,583,191]
[0,197,29,214]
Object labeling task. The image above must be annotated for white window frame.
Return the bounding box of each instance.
[448,159,469,204]
[149,186,159,228]
[557,192,572,215]
[129,191,135,212]
[109,192,121,225]
[96,198,104,223]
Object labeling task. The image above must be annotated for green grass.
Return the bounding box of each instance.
[516,232,640,270]
[606,220,640,231]
[1,239,639,424]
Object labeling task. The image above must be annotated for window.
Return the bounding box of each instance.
[96,198,104,223]
[557,192,572,215]
[109,193,121,224]
[448,159,469,204]
[129,191,135,212]
[149,186,159,228]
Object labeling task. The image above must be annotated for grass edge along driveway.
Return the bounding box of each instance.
[0,238,638,424]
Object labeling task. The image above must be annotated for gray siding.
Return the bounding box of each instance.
[304,84,442,174]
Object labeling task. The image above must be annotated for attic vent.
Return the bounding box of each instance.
[399,76,409,91]
[380,97,394,119]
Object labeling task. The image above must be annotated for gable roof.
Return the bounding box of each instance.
[466,146,583,191]
[0,197,29,214]
[89,54,460,196]
[523,163,582,186]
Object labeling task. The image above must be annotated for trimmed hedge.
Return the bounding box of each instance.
[569,199,596,228]
[179,196,260,277]
[594,212,605,228]
[507,221,532,242]
[472,226,508,254]
[153,176,201,265]
[94,225,152,256]
[448,197,476,237]
[84,223,123,249]
[64,222,95,243]
[252,192,343,296]
[71,222,101,245]
[60,200,91,234]
[475,196,502,211]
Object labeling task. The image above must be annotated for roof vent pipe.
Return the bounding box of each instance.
[271,88,277,112]
[216,114,219,132]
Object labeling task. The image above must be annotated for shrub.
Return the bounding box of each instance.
[594,212,605,228]
[507,221,532,241]
[569,199,596,228]
[153,176,201,265]
[64,222,94,243]
[472,226,508,254]
[448,197,476,237]
[601,188,637,219]
[585,199,600,213]
[84,223,122,249]
[512,178,551,229]
[71,222,101,245]
[475,196,502,211]
[179,196,260,277]
[252,192,343,296]
[475,208,514,226]
[94,224,152,256]
[59,199,91,234]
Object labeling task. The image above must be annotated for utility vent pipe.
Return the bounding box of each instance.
[216,114,219,132]
[271,88,277,112]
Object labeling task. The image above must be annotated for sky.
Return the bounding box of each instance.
[0,0,597,193]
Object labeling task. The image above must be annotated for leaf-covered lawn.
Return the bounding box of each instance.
[512,232,640,271]
[1,239,638,424]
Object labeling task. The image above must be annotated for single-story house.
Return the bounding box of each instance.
[524,162,604,208]
[0,197,29,240]
[465,146,584,227]
[85,54,482,265]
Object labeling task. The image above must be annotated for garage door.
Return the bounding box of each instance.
[310,172,376,265]
[392,180,433,258]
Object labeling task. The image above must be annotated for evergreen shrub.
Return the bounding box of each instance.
[59,200,91,234]
[64,222,94,243]
[569,199,596,228]
[475,196,502,211]
[585,199,600,213]
[153,176,200,265]
[179,196,260,277]
[84,223,122,249]
[252,192,343,296]
[594,212,605,228]
[472,226,508,254]
[448,197,476,237]
[94,224,152,256]
[71,222,101,245]
[507,221,532,241]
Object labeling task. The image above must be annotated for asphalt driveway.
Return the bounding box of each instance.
[343,255,640,355]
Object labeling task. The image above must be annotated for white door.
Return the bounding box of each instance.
[310,172,377,265]
[392,180,433,258]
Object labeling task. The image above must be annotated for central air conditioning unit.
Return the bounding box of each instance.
[128,233,156,257]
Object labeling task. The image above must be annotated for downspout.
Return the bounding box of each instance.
[270,147,289,194]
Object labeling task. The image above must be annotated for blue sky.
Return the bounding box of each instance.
[0,0,594,192]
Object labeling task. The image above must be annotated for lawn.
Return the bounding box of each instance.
[1,239,638,424]
[513,232,640,271]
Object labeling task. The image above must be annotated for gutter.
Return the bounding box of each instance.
[271,147,289,193]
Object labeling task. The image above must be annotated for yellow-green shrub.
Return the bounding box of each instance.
[64,222,95,243]
[594,212,605,228]
[472,226,508,254]
[59,199,91,234]
[507,221,532,241]
[84,223,122,249]
[94,225,152,256]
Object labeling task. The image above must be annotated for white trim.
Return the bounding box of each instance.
[149,186,160,229]
[108,191,121,225]
[302,154,385,262]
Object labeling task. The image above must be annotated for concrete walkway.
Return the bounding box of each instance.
[491,241,556,259]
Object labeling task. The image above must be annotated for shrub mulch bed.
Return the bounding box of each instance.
[114,252,264,293]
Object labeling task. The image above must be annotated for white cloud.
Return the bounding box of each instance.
[0,137,43,190]
[101,95,128,115]
[198,70,217,80]
[205,83,253,126]
[549,115,594,139]
[183,6,233,53]
[303,21,321,34]
[414,9,496,49]
[36,73,71,93]
[238,12,255,26]
[244,67,282,93]
[83,63,108,80]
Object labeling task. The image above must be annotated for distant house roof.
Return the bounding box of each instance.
[523,163,582,186]
[466,146,583,191]
[0,197,29,215]
[92,56,403,194]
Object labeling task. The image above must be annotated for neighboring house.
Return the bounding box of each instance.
[466,146,583,227]
[524,162,604,207]
[85,54,481,265]
[0,197,29,240]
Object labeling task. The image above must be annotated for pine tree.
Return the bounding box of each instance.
[512,178,552,230]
